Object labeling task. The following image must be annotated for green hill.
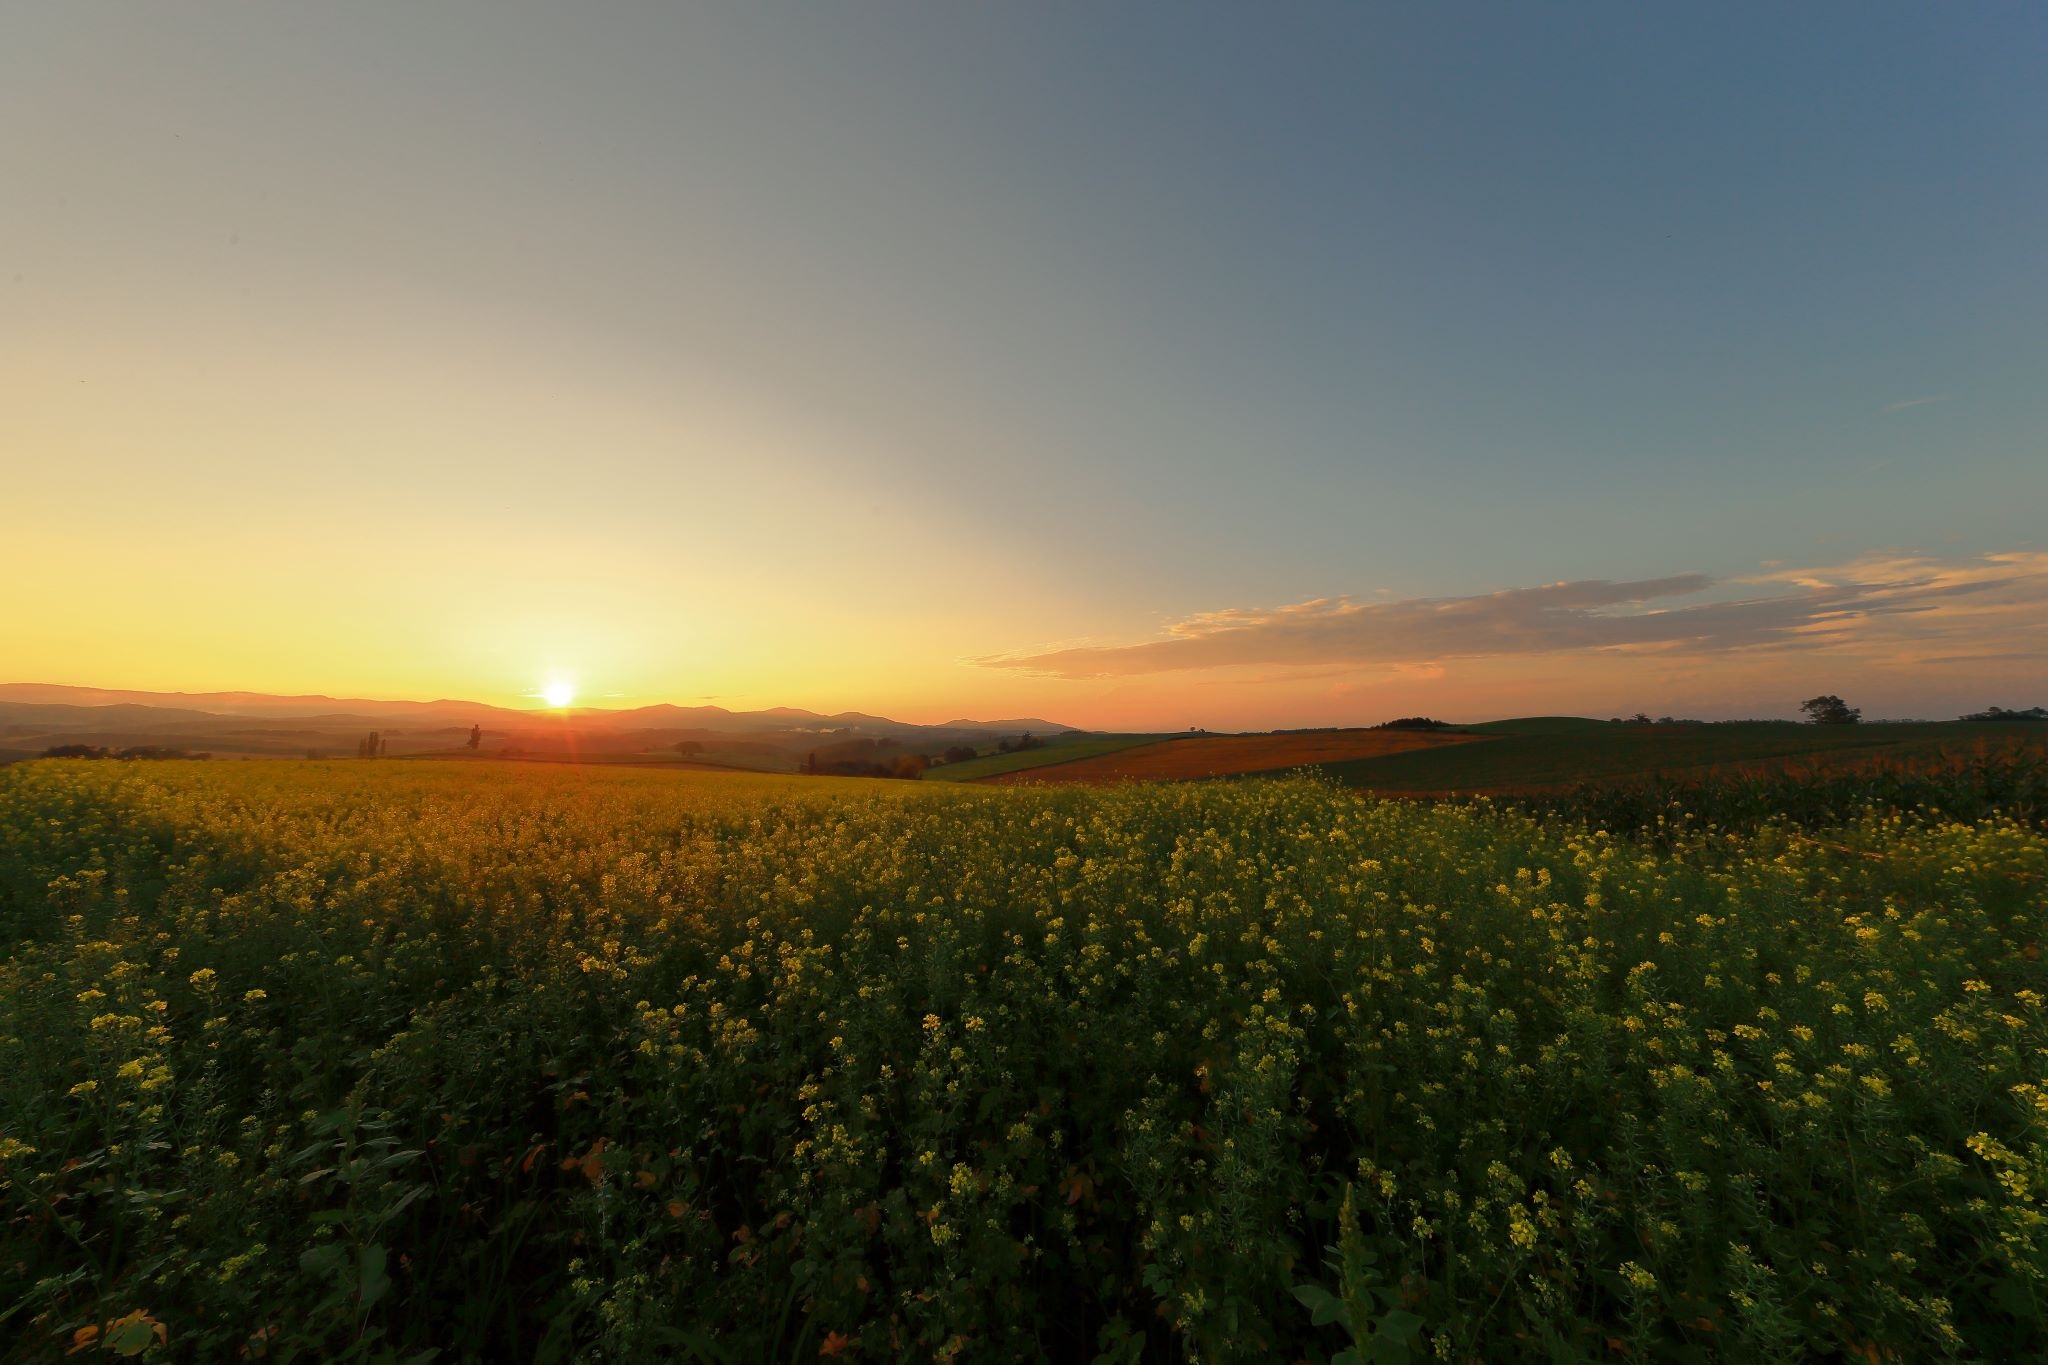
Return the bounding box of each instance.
[1314,720,2048,793]
[1459,716,1611,736]
[923,733,1162,782]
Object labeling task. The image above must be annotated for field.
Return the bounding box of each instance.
[2,759,2045,1362]
[958,721,2048,794]
[982,730,1482,785]
[1314,721,2048,796]
[924,735,1163,783]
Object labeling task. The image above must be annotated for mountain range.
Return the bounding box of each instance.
[0,684,1075,770]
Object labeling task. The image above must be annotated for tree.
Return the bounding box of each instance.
[357,731,382,759]
[467,724,482,750]
[1800,695,1861,725]
[673,740,703,758]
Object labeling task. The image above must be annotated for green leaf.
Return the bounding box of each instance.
[103,1316,157,1357]
[1364,1337,1410,1365]
[1378,1308,1423,1341]
[300,1243,348,1278]
[1294,1283,1346,1327]
[358,1243,391,1314]
[373,1184,430,1228]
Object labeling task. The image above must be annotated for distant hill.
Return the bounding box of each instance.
[0,684,1081,768]
[938,718,1071,732]
[0,684,534,725]
[1459,716,1612,736]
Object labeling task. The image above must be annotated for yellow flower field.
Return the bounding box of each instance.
[1,760,2042,1362]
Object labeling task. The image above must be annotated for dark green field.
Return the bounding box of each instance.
[923,733,1163,782]
[1313,719,2048,793]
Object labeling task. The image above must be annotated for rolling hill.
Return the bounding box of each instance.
[1312,719,2048,794]
[0,685,1079,770]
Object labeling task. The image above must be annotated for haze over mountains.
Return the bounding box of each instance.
[0,684,1073,770]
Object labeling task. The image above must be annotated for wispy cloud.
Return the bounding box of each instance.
[1880,394,1950,414]
[975,553,2048,680]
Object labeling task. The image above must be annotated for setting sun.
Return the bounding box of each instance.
[541,680,576,709]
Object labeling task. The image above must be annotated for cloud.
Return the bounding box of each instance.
[975,553,2048,680]
[1880,394,1950,414]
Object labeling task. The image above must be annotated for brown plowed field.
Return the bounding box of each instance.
[980,729,1488,785]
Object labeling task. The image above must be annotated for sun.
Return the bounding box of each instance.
[541,680,576,709]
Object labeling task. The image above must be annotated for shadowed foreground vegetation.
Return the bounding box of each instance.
[1,760,2043,1362]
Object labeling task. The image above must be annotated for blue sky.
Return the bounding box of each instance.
[5,3,2044,722]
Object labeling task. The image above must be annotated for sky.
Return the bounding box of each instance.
[4,2,2044,727]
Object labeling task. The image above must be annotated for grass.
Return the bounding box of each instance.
[1457,716,1613,736]
[1313,719,2048,793]
[1,758,2043,1362]
[1513,740,2048,841]
[921,733,1162,782]
[980,729,1480,785]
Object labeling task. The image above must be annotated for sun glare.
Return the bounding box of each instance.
[541,680,576,709]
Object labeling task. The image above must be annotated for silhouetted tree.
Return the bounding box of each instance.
[358,731,383,758]
[673,740,704,757]
[942,745,978,765]
[467,724,482,750]
[1800,695,1861,725]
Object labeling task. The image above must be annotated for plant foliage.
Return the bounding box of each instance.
[0,761,2042,1361]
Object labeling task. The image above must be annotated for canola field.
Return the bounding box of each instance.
[0,760,2043,1363]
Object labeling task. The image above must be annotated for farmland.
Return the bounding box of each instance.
[2,758,2044,1362]
[961,718,2048,798]
[982,729,1482,786]
[924,734,1162,783]
[1316,720,2048,797]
